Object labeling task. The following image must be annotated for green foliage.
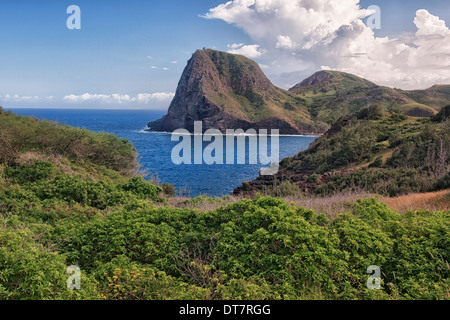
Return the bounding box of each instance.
[161,183,176,197]
[179,195,226,208]
[0,108,448,301]
[242,182,252,192]
[4,160,55,183]
[0,226,101,300]
[291,70,449,124]
[122,176,162,201]
[1,192,448,300]
[282,112,450,196]
[307,174,321,183]
[0,110,138,176]
[369,156,383,168]
[271,180,301,197]
[357,104,383,120]
[433,173,450,191]
[97,256,209,300]
[432,105,450,123]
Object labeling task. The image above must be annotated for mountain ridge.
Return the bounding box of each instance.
[289,69,449,123]
[149,48,450,134]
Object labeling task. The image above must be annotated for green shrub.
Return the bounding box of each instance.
[242,182,252,191]
[32,175,130,209]
[307,174,321,183]
[0,227,101,300]
[96,256,208,300]
[274,181,300,197]
[0,111,138,175]
[161,183,176,197]
[122,176,162,201]
[432,173,450,191]
[179,195,226,208]
[369,156,383,168]
[4,160,55,183]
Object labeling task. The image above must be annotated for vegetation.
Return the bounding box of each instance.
[0,108,139,177]
[268,106,450,197]
[0,108,448,300]
[289,70,449,124]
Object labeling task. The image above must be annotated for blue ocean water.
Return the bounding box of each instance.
[5,108,318,197]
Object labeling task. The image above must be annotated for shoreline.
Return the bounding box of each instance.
[141,128,322,138]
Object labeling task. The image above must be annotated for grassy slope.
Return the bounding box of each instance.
[202,49,328,133]
[289,70,446,124]
[402,85,450,111]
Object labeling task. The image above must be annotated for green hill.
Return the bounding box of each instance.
[289,70,444,124]
[235,105,450,197]
[402,85,450,111]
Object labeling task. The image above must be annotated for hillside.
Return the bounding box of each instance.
[235,105,450,197]
[0,108,448,300]
[148,49,328,135]
[289,70,447,124]
[402,85,450,111]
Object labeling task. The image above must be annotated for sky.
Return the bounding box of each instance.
[0,0,449,110]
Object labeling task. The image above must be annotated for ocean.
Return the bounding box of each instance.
[5,108,318,197]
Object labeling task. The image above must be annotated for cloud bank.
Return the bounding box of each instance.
[63,92,175,104]
[204,0,450,90]
[0,94,54,103]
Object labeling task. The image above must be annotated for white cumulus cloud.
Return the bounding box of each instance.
[227,43,264,58]
[204,0,450,90]
[275,35,297,50]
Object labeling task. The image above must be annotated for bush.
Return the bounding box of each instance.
[161,183,176,197]
[275,181,300,197]
[122,177,162,201]
[32,175,128,209]
[369,156,383,168]
[357,104,383,120]
[432,105,450,123]
[0,111,139,175]
[1,195,448,300]
[4,160,55,183]
[307,174,321,183]
[96,256,208,300]
[0,227,101,300]
[432,173,450,191]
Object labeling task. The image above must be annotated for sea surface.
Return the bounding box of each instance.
[5,108,318,197]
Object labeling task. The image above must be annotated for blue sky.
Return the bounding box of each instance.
[1,0,449,109]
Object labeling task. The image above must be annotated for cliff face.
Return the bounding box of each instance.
[148,49,325,135]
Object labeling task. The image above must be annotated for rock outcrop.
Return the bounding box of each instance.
[148,49,325,135]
